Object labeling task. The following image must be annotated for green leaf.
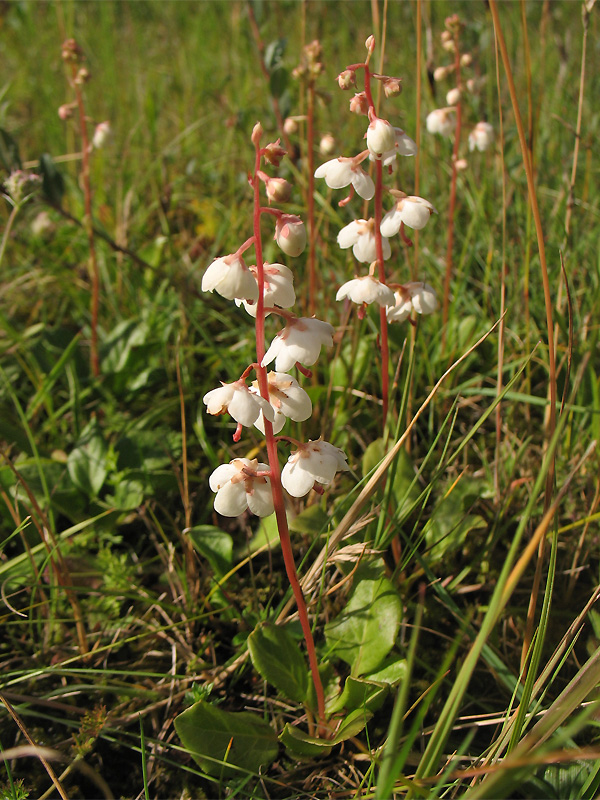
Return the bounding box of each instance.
[189,525,233,577]
[325,577,402,676]
[106,477,144,511]
[327,676,390,715]
[67,419,108,497]
[279,724,333,759]
[288,503,329,536]
[269,66,288,98]
[423,476,487,561]
[174,700,278,778]
[365,657,407,686]
[362,440,420,523]
[39,153,64,206]
[248,621,308,703]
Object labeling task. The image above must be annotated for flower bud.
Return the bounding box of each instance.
[455,158,468,171]
[61,38,81,62]
[265,176,292,204]
[58,103,74,121]
[74,67,90,85]
[366,116,396,157]
[251,122,263,148]
[319,133,336,156]
[263,139,287,167]
[274,214,306,257]
[382,77,402,98]
[460,53,473,67]
[349,92,369,115]
[442,38,456,53]
[433,65,452,82]
[365,35,376,54]
[337,69,356,90]
[283,117,298,136]
[92,121,112,150]
[446,87,461,106]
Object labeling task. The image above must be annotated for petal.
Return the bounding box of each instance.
[380,208,402,238]
[337,221,361,249]
[247,481,275,517]
[281,460,317,497]
[352,170,375,200]
[214,482,248,516]
[209,462,239,491]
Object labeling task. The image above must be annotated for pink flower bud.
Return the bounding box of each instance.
[265,177,292,204]
[365,35,376,53]
[274,214,306,257]
[263,139,287,167]
[251,122,263,148]
[383,77,402,98]
[349,92,369,115]
[283,117,298,136]
[319,133,336,156]
[58,104,74,121]
[337,69,356,90]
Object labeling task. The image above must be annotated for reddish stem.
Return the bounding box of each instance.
[441,38,463,351]
[70,65,100,378]
[374,148,389,429]
[251,134,326,731]
[307,79,317,316]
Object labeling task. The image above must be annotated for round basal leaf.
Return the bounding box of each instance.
[188,525,233,577]
[67,419,108,498]
[248,621,308,703]
[279,723,332,759]
[174,700,278,778]
[324,577,401,676]
[327,676,389,715]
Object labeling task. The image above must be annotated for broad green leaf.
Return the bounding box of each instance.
[106,477,144,511]
[248,621,308,703]
[189,525,233,577]
[365,657,407,686]
[327,676,389,715]
[174,700,278,778]
[279,724,333,759]
[331,707,373,743]
[325,577,401,676]
[423,476,487,561]
[67,419,108,497]
[242,512,280,556]
[288,503,329,536]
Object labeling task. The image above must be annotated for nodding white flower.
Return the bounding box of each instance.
[386,290,413,323]
[274,214,306,257]
[336,276,395,308]
[387,282,439,323]
[426,108,456,137]
[469,121,494,152]
[262,316,335,372]
[209,458,274,517]
[337,219,391,263]
[203,380,275,427]
[281,439,349,498]
[366,116,397,158]
[408,281,439,314]
[202,254,259,302]
[236,263,295,318]
[319,133,337,156]
[314,157,375,201]
[369,127,418,169]
[92,121,112,149]
[380,196,437,236]
[251,372,312,434]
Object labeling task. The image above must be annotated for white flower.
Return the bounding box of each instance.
[469,121,494,152]
[380,196,437,236]
[92,121,112,149]
[387,282,438,323]
[386,290,413,323]
[314,157,375,201]
[251,372,312,434]
[274,214,306,257]
[366,117,396,158]
[337,219,391,263]
[281,440,349,498]
[236,263,295,318]
[203,381,275,426]
[202,254,258,302]
[369,127,418,167]
[336,276,395,307]
[209,458,274,517]
[446,87,461,106]
[426,108,456,137]
[262,317,335,373]
[407,281,438,314]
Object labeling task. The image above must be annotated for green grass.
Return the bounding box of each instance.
[1,1,600,798]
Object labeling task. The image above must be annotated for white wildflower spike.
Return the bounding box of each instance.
[274,214,306,257]
[380,196,437,236]
[262,317,335,373]
[426,108,456,137]
[203,380,275,427]
[281,440,349,498]
[366,116,396,158]
[369,127,418,167]
[237,263,295,318]
[202,254,259,302]
[337,218,391,263]
[468,121,494,152]
[209,458,274,517]
[336,276,395,308]
[314,157,375,201]
[251,372,312,434]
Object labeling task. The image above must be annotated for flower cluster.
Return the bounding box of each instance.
[201,124,348,517]
[314,36,438,328]
[426,15,494,162]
